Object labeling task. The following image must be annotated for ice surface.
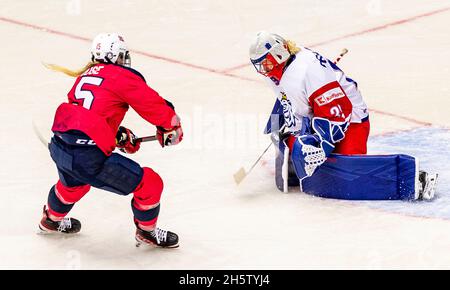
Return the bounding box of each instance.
[1,0,450,269]
[362,127,450,219]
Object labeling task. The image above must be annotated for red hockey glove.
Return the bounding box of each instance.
[157,123,183,148]
[115,126,141,154]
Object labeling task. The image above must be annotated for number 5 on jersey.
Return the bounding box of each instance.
[75,76,103,110]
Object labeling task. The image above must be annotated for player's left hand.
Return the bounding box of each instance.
[115,126,141,154]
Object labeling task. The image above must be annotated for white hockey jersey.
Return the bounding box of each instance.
[269,47,369,134]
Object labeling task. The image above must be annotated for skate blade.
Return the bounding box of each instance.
[37,224,80,236]
[135,237,179,249]
[38,224,55,235]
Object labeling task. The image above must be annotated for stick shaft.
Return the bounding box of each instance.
[136,135,157,142]
[246,142,273,174]
[334,48,348,64]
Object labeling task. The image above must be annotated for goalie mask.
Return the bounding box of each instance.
[91,33,131,67]
[249,31,291,80]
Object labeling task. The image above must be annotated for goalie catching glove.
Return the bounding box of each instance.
[290,117,346,181]
[116,126,141,154]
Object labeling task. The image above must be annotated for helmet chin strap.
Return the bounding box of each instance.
[124,51,131,67]
[91,52,131,67]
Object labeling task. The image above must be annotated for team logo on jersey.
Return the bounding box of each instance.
[279,92,299,128]
[314,87,345,106]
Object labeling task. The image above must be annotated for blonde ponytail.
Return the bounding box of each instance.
[43,61,99,77]
[286,40,301,55]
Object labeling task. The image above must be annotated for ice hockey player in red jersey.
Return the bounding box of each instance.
[249,31,437,200]
[39,33,183,247]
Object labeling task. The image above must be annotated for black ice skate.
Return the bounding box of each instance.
[38,206,81,234]
[135,224,179,248]
[418,171,438,200]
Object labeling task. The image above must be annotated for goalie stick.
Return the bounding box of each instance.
[233,141,274,185]
[334,48,348,64]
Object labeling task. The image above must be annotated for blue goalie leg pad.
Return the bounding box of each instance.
[273,136,418,200]
[301,154,418,200]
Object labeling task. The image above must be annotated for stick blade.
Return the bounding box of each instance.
[233,167,247,185]
[32,121,50,148]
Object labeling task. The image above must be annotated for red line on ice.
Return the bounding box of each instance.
[1,8,448,127]
[221,6,450,73]
[0,16,258,83]
[369,109,433,127]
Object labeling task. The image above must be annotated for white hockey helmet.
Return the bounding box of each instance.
[249,31,291,75]
[91,33,131,67]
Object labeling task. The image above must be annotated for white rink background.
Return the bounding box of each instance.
[1,0,450,269]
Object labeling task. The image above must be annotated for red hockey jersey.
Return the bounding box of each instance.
[52,63,177,155]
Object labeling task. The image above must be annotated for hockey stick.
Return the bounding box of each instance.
[33,121,157,148]
[334,48,348,64]
[233,142,273,185]
[233,48,349,185]
[32,121,50,149]
[136,135,157,142]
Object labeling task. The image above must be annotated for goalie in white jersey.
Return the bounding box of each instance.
[249,31,437,200]
[250,31,369,156]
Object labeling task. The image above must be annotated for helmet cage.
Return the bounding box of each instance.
[250,35,291,76]
[115,51,131,67]
[251,53,277,76]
